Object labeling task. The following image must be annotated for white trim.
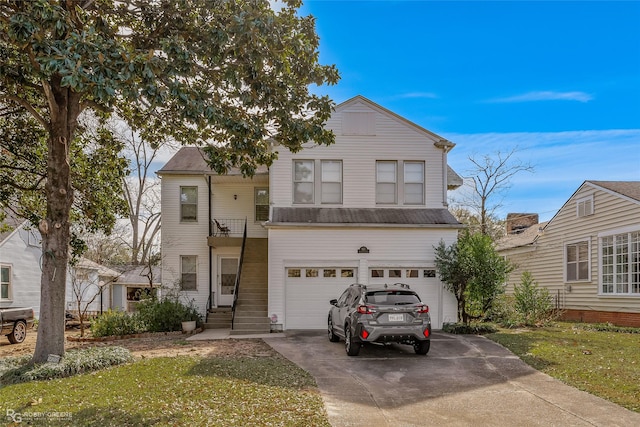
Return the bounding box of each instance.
[598,224,640,237]
[597,229,640,297]
[587,182,640,206]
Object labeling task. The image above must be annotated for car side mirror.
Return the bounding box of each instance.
[329,299,338,306]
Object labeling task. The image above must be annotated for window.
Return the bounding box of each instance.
[287,269,301,278]
[180,186,198,222]
[424,269,436,278]
[601,231,640,295]
[1,265,11,300]
[376,161,397,204]
[321,160,342,204]
[341,269,354,278]
[566,241,589,281]
[306,269,319,278]
[180,256,197,290]
[406,269,419,278]
[576,196,594,217]
[371,269,384,278]
[389,269,401,278]
[293,160,314,203]
[404,162,424,204]
[255,188,269,222]
[324,269,336,278]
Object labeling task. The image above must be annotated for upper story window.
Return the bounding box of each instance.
[255,188,269,222]
[404,161,424,204]
[566,241,590,282]
[576,196,594,218]
[321,160,342,204]
[1,265,11,300]
[180,255,197,291]
[180,186,198,222]
[376,161,397,204]
[293,160,314,204]
[601,231,640,295]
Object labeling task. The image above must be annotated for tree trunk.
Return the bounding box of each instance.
[32,83,80,364]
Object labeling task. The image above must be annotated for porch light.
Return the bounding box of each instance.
[357,246,369,254]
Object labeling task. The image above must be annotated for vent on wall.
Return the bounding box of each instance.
[576,196,594,218]
[342,112,376,136]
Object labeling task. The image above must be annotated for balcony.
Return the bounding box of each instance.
[208,218,245,247]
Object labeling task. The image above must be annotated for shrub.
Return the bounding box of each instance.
[91,310,145,337]
[135,295,203,333]
[0,346,133,385]
[442,322,497,334]
[514,271,554,326]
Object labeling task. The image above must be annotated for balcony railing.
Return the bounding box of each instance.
[211,218,246,237]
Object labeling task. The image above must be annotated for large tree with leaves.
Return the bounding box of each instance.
[0,0,339,363]
[434,230,513,324]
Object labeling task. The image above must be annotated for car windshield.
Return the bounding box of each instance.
[365,291,421,305]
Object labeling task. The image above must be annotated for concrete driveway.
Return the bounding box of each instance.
[265,330,640,427]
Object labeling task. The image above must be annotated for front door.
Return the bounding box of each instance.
[218,256,238,306]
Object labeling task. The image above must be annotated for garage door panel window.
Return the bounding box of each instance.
[341,269,354,278]
[324,269,336,278]
[371,269,384,278]
[389,269,401,278]
[287,269,301,278]
[306,268,319,278]
[406,269,419,278]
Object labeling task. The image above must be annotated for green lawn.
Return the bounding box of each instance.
[0,355,330,426]
[486,322,640,412]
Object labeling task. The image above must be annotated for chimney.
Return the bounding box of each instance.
[506,213,539,234]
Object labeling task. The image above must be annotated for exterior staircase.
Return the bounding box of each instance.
[205,238,270,335]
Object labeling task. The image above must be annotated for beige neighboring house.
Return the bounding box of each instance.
[66,258,120,316]
[497,181,640,327]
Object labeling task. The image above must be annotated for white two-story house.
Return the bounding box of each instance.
[158,95,464,333]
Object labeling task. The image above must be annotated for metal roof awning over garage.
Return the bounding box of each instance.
[267,207,464,228]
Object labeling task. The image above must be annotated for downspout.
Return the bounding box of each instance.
[208,175,212,310]
[434,139,455,207]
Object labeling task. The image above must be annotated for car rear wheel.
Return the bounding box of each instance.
[414,340,430,355]
[8,320,27,344]
[328,316,340,342]
[345,324,360,356]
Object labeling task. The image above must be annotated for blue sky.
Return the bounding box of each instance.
[299,0,640,221]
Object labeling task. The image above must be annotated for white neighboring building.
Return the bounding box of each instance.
[158,95,464,332]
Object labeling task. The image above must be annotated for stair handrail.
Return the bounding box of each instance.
[231,218,247,329]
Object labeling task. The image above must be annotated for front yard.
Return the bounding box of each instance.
[0,332,329,426]
[487,322,640,412]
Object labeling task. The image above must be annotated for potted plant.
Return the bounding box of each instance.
[181,300,202,332]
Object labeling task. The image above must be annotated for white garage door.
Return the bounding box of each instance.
[369,267,444,328]
[285,267,358,329]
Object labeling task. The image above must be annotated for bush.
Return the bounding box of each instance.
[135,296,203,333]
[91,310,145,337]
[0,346,133,384]
[442,322,497,334]
[514,271,554,326]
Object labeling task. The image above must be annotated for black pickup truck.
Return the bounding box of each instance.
[0,307,35,344]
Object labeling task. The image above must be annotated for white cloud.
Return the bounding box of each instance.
[395,92,439,100]
[487,91,593,103]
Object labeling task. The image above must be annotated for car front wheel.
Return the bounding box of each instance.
[328,316,340,342]
[8,320,27,344]
[414,340,430,355]
[345,324,360,356]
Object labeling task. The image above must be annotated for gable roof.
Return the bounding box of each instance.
[157,147,269,176]
[75,258,121,278]
[335,95,456,148]
[0,209,25,245]
[268,207,462,228]
[587,181,640,203]
[115,264,161,286]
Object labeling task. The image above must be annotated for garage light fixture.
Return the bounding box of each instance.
[357,246,369,254]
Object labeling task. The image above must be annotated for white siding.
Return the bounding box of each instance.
[502,183,640,314]
[269,227,458,329]
[0,226,43,317]
[211,183,268,238]
[160,175,211,315]
[270,99,446,209]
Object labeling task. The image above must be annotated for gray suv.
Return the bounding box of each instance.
[328,283,431,356]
